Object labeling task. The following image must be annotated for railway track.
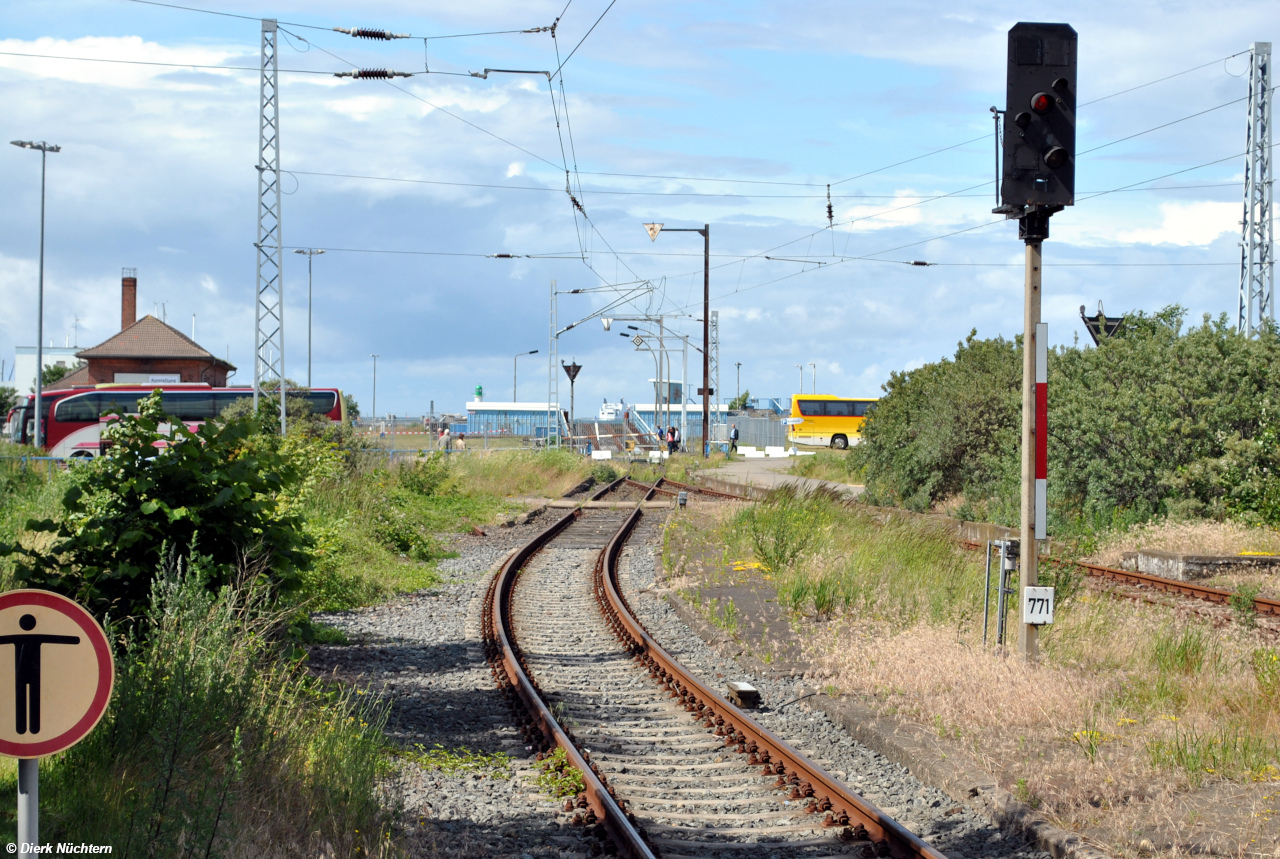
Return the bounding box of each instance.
[482,476,944,859]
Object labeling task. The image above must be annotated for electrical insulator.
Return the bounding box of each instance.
[333,69,413,79]
[333,27,409,40]
[825,184,834,225]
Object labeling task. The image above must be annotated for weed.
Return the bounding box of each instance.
[707,598,741,634]
[1146,725,1280,787]
[398,744,511,780]
[1230,582,1262,630]
[1013,777,1042,809]
[535,748,585,799]
[1150,624,1212,677]
[1251,647,1280,699]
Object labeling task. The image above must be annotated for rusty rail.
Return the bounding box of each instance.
[962,540,1280,620]
[595,488,948,859]
[624,475,751,501]
[1074,559,1280,618]
[481,476,657,859]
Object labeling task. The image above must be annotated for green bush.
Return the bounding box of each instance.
[855,308,1280,528]
[2,391,312,622]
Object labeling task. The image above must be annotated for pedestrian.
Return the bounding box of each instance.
[443,427,452,451]
[673,425,681,453]
[457,433,466,452]
[666,426,675,455]
[729,423,739,455]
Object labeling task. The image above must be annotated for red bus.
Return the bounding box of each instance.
[5,384,346,458]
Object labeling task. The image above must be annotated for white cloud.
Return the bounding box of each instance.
[506,161,525,178]
[1118,201,1238,247]
[199,275,217,294]
[0,36,244,89]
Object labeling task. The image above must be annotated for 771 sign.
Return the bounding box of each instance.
[1023,586,1055,626]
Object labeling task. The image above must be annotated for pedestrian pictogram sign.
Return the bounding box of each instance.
[0,590,114,759]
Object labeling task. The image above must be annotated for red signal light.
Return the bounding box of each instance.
[1031,92,1053,113]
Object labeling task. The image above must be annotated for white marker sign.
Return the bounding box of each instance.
[1023,586,1055,626]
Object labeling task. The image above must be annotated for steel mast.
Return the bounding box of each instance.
[1239,42,1273,336]
[254,19,286,432]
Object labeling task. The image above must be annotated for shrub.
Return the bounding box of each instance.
[855,307,1280,528]
[1,391,312,622]
[39,561,391,855]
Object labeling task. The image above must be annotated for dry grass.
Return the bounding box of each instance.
[804,588,1280,852]
[1089,519,1280,567]
[683,491,1280,853]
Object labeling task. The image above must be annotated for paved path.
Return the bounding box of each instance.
[701,455,865,498]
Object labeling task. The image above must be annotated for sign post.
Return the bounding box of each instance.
[0,590,115,851]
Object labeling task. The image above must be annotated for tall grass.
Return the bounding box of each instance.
[10,562,393,856]
[705,488,1280,809]
[735,488,980,625]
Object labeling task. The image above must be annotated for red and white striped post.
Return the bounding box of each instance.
[1035,322,1047,541]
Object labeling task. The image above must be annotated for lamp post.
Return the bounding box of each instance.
[513,349,539,401]
[11,140,60,449]
[645,222,710,456]
[293,248,324,387]
[795,364,803,392]
[809,362,816,394]
[735,362,742,407]
[371,354,379,423]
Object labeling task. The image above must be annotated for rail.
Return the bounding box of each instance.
[483,476,656,859]
[596,485,947,859]
[1073,559,1280,618]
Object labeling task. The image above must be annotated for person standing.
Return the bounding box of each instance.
[666,426,674,455]
[673,424,681,453]
[457,433,466,452]
[729,423,739,455]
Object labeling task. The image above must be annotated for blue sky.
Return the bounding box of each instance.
[0,1,1272,416]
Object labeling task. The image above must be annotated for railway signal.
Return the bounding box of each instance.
[994,22,1077,663]
[999,22,1078,214]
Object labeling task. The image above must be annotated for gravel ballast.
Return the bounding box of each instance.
[311,505,1052,858]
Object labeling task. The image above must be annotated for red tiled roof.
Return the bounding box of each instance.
[43,364,92,391]
[76,315,235,369]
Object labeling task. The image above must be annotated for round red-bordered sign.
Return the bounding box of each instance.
[0,590,114,759]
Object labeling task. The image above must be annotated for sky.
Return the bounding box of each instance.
[0,1,1272,417]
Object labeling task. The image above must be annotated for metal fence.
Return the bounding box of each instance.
[725,415,788,449]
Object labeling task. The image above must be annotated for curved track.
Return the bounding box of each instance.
[483,477,946,859]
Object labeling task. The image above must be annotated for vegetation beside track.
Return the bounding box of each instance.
[0,395,596,853]
[850,307,1280,541]
[664,489,1280,852]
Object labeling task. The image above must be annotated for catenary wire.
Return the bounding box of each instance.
[551,0,617,81]
[122,0,547,39]
[0,49,335,74]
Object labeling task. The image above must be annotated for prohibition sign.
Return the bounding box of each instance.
[0,590,114,759]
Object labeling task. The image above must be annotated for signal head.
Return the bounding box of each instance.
[1031,92,1053,113]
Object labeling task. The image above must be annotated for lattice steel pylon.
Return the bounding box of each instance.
[1238,41,1273,337]
[709,310,721,430]
[254,18,286,432]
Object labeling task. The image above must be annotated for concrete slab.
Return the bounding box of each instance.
[697,456,865,499]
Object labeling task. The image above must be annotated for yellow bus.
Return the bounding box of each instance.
[787,394,877,449]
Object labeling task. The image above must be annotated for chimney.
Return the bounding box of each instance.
[122,267,137,331]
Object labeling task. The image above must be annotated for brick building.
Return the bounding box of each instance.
[47,271,236,389]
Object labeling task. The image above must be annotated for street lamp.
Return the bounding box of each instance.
[735,362,742,407]
[293,248,324,387]
[795,364,803,392]
[645,222,711,456]
[11,140,60,449]
[513,349,539,401]
[371,354,379,422]
[809,362,816,394]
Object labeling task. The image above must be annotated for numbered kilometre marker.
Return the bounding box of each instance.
[1022,586,1055,626]
[0,590,114,759]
